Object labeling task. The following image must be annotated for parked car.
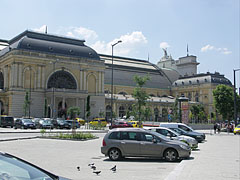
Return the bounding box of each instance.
[0,115,14,128]
[144,127,198,149]
[76,118,85,125]
[56,119,71,129]
[160,123,206,142]
[0,152,70,180]
[65,120,80,129]
[101,128,191,162]
[168,127,204,143]
[128,120,143,128]
[37,119,54,129]
[14,118,36,129]
[234,124,240,135]
[110,121,133,129]
[90,118,107,127]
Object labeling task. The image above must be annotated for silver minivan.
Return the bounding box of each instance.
[101,128,191,162]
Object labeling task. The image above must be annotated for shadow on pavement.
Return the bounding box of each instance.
[103,157,182,163]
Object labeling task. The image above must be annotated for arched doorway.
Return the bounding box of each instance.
[58,101,67,118]
[106,105,111,120]
[119,106,125,118]
[162,108,168,122]
[154,108,159,122]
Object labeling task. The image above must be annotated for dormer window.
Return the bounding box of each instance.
[49,47,53,51]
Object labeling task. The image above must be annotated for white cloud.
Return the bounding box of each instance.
[65,27,98,41]
[91,31,148,56]
[160,42,170,49]
[33,25,47,33]
[201,44,232,55]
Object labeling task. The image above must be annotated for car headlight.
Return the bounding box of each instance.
[179,144,189,150]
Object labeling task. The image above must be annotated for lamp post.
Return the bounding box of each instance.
[28,66,32,118]
[178,95,188,123]
[111,40,122,127]
[234,69,240,126]
[51,59,59,119]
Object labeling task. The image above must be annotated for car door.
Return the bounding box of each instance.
[139,132,164,157]
[120,131,140,155]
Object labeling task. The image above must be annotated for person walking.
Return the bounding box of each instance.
[214,123,217,134]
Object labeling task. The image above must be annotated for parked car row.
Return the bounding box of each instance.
[13,118,81,130]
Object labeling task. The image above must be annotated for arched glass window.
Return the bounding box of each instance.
[47,70,77,89]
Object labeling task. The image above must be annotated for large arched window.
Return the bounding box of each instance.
[47,70,77,89]
[0,72,3,89]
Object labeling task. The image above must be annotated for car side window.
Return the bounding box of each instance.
[157,129,168,136]
[109,132,121,140]
[121,132,137,140]
[140,133,154,142]
[179,125,190,131]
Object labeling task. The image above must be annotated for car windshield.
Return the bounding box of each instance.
[167,128,180,136]
[22,119,32,123]
[0,153,55,180]
[236,125,240,128]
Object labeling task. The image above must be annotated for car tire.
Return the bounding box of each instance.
[108,148,122,161]
[164,148,178,162]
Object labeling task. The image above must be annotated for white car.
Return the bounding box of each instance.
[144,126,198,149]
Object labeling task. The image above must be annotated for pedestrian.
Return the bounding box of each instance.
[217,123,221,134]
[214,123,217,134]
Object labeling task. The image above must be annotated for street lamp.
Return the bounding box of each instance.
[28,66,32,118]
[178,95,188,123]
[234,69,240,126]
[51,59,59,119]
[111,40,122,127]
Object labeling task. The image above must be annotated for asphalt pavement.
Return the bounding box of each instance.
[0,128,239,180]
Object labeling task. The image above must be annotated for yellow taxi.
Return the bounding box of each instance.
[128,120,143,128]
[234,124,240,135]
[76,118,85,125]
[90,118,107,127]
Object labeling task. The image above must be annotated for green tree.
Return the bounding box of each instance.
[213,85,234,123]
[171,98,179,122]
[143,105,152,121]
[132,75,150,126]
[67,106,81,119]
[23,90,30,117]
[190,104,206,123]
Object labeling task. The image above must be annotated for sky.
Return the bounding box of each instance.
[1,0,239,87]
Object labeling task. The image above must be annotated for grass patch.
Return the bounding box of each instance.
[42,132,97,140]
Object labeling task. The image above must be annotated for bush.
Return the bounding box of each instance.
[52,132,96,140]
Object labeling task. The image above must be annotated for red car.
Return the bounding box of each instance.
[111,121,133,129]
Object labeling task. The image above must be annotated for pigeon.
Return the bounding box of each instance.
[93,170,101,175]
[110,165,116,172]
[77,166,80,171]
[88,163,95,166]
[91,165,96,170]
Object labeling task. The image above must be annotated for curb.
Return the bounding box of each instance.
[0,136,38,142]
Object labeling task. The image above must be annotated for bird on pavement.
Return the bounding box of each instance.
[91,165,96,170]
[88,163,94,166]
[93,171,101,175]
[77,166,80,171]
[110,165,117,172]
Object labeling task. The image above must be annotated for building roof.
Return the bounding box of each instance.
[101,54,177,89]
[0,30,100,60]
[172,72,232,87]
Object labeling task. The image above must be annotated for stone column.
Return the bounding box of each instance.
[80,70,83,90]
[18,63,23,88]
[62,97,66,109]
[98,72,101,93]
[101,72,104,93]
[3,65,8,89]
[42,66,45,89]
[83,71,87,90]
[37,66,41,89]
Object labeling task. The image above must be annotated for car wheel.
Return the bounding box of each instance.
[164,149,178,162]
[108,148,122,161]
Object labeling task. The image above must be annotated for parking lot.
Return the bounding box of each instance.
[0,130,239,180]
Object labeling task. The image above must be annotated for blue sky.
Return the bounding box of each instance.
[1,0,239,86]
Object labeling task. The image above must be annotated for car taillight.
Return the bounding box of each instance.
[102,139,106,146]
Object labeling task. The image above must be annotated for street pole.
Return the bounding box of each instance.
[233,69,240,126]
[111,40,122,127]
[29,66,31,118]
